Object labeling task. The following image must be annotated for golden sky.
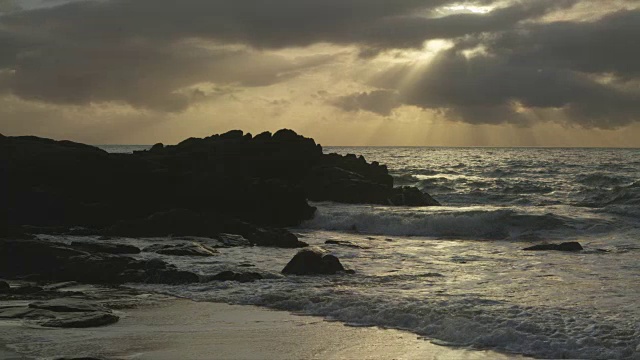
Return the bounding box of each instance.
[1,0,639,146]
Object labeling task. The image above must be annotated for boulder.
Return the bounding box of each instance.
[143,242,218,256]
[145,269,200,284]
[523,242,584,251]
[70,241,140,254]
[216,233,251,247]
[282,249,349,275]
[246,228,308,248]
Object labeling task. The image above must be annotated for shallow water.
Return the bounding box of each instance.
[94,146,640,359]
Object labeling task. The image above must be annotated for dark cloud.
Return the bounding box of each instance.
[357,0,577,49]
[364,8,640,129]
[331,90,401,116]
[0,38,334,111]
[0,0,638,131]
[0,0,577,111]
[486,9,640,78]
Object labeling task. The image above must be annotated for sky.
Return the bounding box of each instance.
[0,0,639,146]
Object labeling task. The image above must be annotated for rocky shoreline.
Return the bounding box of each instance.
[1,129,440,342]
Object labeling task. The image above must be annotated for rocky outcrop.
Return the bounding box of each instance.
[0,239,200,285]
[281,249,351,275]
[24,298,119,328]
[523,242,584,251]
[105,209,222,238]
[4,129,438,235]
[304,153,439,206]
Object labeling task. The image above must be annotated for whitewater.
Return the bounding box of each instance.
[92,146,640,359]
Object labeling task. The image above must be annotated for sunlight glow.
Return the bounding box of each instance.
[442,4,494,14]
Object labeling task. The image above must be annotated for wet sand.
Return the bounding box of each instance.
[1,297,530,359]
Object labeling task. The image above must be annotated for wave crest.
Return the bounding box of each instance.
[302,204,570,239]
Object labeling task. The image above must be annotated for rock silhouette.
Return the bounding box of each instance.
[3,129,440,234]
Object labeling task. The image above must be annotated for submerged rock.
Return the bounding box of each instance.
[29,298,107,313]
[523,242,584,251]
[282,249,350,275]
[70,241,140,254]
[210,271,263,283]
[324,240,363,249]
[389,186,441,206]
[40,312,119,328]
[143,242,218,257]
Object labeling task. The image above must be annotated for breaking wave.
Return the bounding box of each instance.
[302,204,571,240]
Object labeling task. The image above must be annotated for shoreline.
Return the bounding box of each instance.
[1,292,532,360]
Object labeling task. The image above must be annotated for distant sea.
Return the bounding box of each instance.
[97,145,640,359]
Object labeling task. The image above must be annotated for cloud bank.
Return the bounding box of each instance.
[0,0,639,138]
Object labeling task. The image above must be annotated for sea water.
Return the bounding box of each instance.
[94,146,640,359]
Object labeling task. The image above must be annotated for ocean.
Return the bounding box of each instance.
[92,146,640,359]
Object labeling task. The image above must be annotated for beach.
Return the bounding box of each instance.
[1,295,529,359]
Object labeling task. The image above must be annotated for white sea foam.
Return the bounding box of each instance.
[302,203,579,240]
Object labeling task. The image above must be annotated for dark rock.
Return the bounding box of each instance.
[0,307,35,319]
[105,209,221,238]
[10,285,43,295]
[216,233,250,247]
[523,242,584,252]
[70,241,140,254]
[0,280,9,293]
[40,312,119,328]
[303,152,439,206]
[325,240,363,249]
[29,298,108,313]
[210,271,263,283]
[245,228,308,248]
[304,165,391,204]
[282,249,350,275]
[44,281,78,291]
[0,239,88,280]
[146,269,200,284]
[150,142,164,153]
[5,130,439,244]
[0,238,199,285]
[389,186,441,206]
[145,258,167,270]
[143,242,218,256]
